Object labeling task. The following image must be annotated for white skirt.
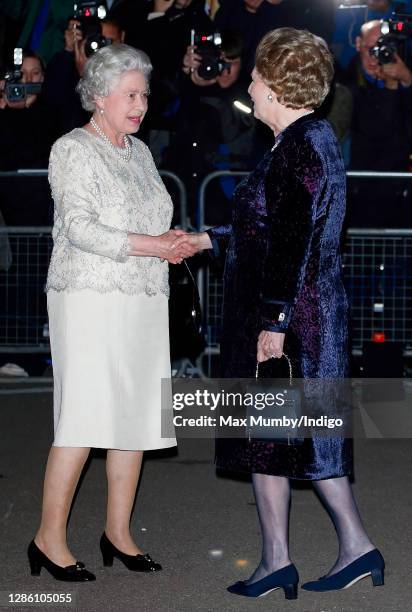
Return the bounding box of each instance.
[47,289,177,450]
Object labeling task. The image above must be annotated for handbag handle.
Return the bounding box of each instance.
[183,260,198,292]
[255,353,293,386]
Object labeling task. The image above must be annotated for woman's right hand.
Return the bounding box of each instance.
[127,230,193,264]
[170,232,212,258]
[127,231,211,263]
[155,229,194,264]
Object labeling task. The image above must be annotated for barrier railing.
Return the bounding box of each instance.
[0,168,188,358]
[159,170,189,230]
[1,170,412,370]
[0,227,52,353]
[197,170,412,231]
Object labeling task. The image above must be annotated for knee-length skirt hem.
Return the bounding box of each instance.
[47,289,177,451]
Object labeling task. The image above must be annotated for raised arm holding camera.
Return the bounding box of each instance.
[42,2,126,137]
[0,49,57,225]
[165,30,257,224]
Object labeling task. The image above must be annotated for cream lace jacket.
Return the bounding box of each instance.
[46,128,173,297]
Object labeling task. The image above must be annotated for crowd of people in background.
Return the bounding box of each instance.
[1,0,412,226]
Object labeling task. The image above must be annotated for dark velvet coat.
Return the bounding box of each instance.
[207,113,353,480]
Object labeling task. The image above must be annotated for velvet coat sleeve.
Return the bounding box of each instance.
[205,224,233,259]
[260,139,325,333]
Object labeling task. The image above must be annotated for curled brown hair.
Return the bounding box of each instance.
[255,28,334,109]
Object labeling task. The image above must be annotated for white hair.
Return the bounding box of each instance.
[76,44,152,112]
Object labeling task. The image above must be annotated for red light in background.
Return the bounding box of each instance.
[397,22,404,31]
[373,332,386,343]
[201,36,207,41]
[84,8,91,16]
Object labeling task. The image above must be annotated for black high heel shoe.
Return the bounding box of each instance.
[100,532,162,572]
[227,563,299,599]
[27,540,96,582]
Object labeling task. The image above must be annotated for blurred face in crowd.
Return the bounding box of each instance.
[216,55,242,88]
[101,22,125,44]
[96,69,148,136]
[21,56,44,84]
[356,21,382,78]
[175,0,192,8]
[244,0,264,13]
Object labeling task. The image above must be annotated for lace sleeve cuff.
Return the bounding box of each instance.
[116,233,129,262]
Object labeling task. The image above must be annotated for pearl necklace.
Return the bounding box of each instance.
[90,117,131,162]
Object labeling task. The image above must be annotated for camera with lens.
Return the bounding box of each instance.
[2,48,42,102]
[370,7,412,64]
[73,1,111,57]
[370,34,402,64]
[192,31,231,80]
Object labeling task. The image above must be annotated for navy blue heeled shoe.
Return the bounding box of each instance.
[301,549,385,592]
[227,563,299,599]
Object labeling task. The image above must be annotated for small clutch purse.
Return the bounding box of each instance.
[246,353,304,446]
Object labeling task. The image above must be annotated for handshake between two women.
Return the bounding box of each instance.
[127,229,212,265]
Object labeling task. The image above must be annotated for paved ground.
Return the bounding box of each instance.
[1,388,411,612]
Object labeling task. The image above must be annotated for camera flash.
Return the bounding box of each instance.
[14,48,23,66]
[381,21,390,35]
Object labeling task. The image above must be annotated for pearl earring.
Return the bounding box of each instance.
[100,108,104,114]
[267,93,273,102]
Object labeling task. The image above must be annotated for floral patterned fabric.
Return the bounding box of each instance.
[46,128,172,297]
[208,113,353,480]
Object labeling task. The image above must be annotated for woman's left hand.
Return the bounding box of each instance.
[257,330,285,362]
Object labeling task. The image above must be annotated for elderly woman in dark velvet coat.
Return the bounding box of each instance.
[180,28,384,600]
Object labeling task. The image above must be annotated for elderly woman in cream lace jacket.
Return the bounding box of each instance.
[27,44,194,582]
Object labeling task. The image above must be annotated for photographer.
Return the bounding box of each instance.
[164,31,257,225]
[0,51,44,111]
[42,16,125,137]
[0,50,56,179]
[127,1,213,159]
[346,19,412,169]
[333,1,412,69]
[345,19,412,225]
[138,1,212,73]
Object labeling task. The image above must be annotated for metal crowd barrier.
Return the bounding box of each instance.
[196,171,412,376]
[0,169,188,360]
[1,170,412,374]
[343,228,412,355]
[159,170,189,230]
[0,227,52,353]
[197,170,412,231]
